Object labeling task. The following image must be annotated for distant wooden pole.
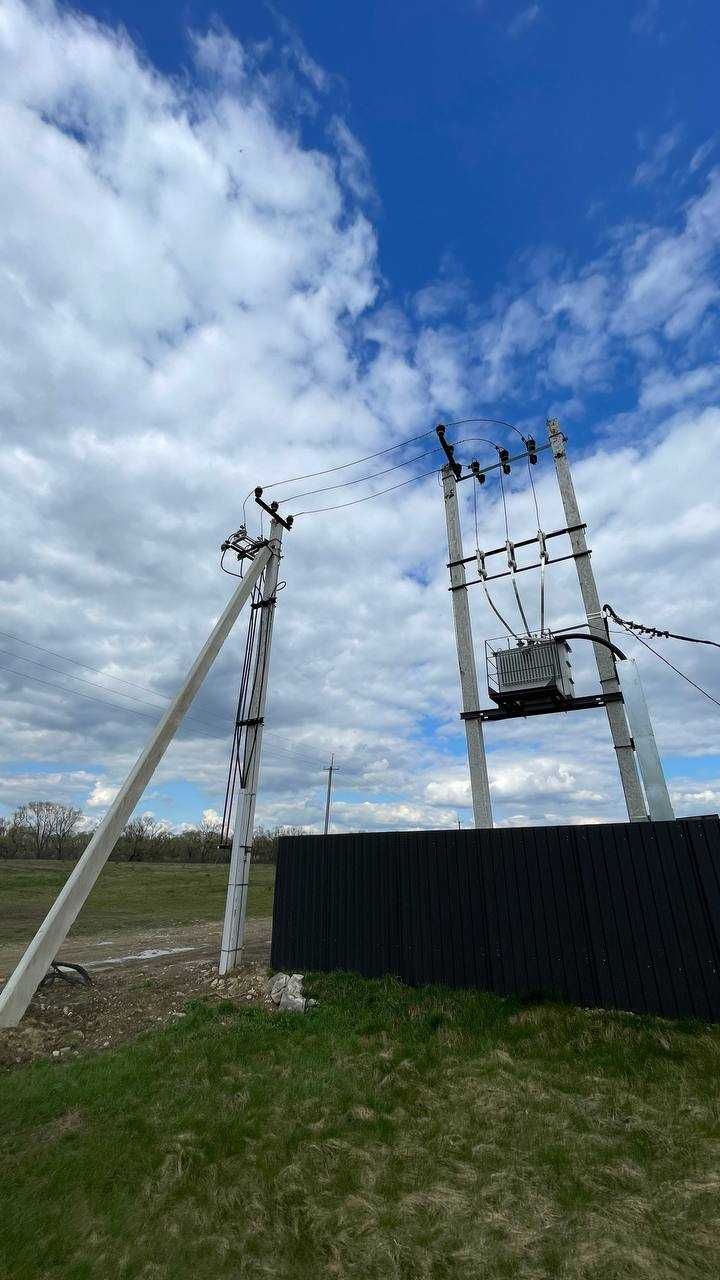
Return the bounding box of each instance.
[323,754,335,835]
[0,547,272,1027]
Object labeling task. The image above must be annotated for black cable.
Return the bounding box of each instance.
[292,463,440,516]
[454,422,542,527]
[614,626,720,710]
[604,605,720,651]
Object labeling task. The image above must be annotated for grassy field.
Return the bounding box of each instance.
[3,974,720,1279]
[0,859,275,946]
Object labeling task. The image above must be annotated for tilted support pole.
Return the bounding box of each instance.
[548,419,647,822]
[0,546,272,1027]
[219,519,284,974]
[442,464,493,828]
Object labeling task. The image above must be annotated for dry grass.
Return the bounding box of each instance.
[3,973,720,1278]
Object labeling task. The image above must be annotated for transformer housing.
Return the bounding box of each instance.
[489,638,574,710]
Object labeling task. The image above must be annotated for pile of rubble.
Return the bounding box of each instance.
[265,971,318,1013]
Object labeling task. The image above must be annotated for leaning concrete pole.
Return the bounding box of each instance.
[0,546,272,1027]
[219,522,283,974]
[547,419,647,822]
[442,464,493,828]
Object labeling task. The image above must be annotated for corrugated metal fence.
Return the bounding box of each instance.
[271,816,720,1020]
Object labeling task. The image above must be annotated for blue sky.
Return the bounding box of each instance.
[78,0,719,312]
[1,0,719,833]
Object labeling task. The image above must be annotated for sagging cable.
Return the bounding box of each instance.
[477,549,520,639]
[538,529,549,635]
[506,540,533,637]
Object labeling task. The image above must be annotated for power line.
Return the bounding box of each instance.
[277,445,437,504]
[242,425,438,523]
[0,628,185,698]
[0,629,331,768]
[0,646,225,729]
[603,606,720,651]
[293,463,440,516]
[611,628,720,711]
[0,662,331,769]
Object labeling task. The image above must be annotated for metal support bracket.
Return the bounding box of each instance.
[462,691,624,723]
[254,488,294,530]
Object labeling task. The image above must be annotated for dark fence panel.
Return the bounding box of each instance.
[271,816,720,1020]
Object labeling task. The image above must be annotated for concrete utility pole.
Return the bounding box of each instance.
[219,521,283,975]
[548,419,647,822]
[323,754,335,835]
[442,464,493,828]
[0,546,273,1027]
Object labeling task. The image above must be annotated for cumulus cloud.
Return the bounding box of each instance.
[86,781,120,809]
[0,0,719,838]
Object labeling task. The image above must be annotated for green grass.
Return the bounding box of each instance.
[0,859,275,946]
[3,974,720,1279]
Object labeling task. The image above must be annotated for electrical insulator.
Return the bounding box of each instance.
[499,448,511,475]
[525,436,538,464]
[470,460,487,485]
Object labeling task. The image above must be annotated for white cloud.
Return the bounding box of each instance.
[0,769,95,809]
[86,780,119,809]
[0,0,718,840]
[327,117,376,205]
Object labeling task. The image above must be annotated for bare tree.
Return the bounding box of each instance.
[13,801,56,856]
[197,812,222,862]
[49,803,83,859]
[121,813,167,861]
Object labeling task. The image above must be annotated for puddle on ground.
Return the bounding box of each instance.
[86,946,197,968]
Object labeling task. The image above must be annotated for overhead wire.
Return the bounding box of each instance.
[0,659,331,771]
[0,628,330,768]
[458,421,545,638]
[292,463,441,516]
[603,606,720,651]
[241,425,438,525]
[470,449,520,640]
[276,445,437,505]
[607,620,720,711]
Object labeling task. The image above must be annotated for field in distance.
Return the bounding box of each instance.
[0,859,275,948]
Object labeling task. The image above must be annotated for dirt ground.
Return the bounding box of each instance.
[0,916,274,1071]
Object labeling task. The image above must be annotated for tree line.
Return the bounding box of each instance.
[0,801,301,864]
